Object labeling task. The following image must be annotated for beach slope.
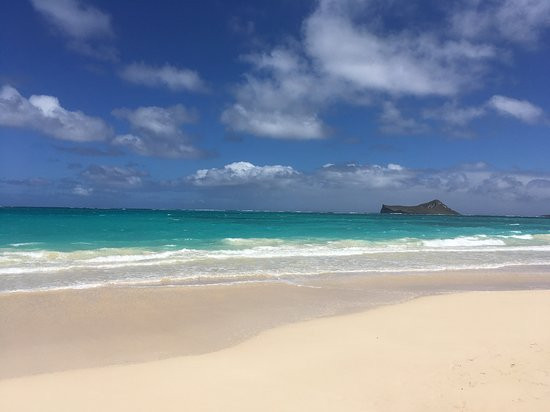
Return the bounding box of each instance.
[1,290,549,411]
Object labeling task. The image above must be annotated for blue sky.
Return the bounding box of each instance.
[1,0,550,214]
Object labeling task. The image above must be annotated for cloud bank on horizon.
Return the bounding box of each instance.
[3,160,550,215]
[1,0,550,214]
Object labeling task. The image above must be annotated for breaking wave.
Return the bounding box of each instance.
[1,233,550,292]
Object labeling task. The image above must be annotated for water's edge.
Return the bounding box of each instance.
[2,266,550,379]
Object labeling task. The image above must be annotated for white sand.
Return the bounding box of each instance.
[1,290,549,411]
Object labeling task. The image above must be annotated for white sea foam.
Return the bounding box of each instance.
[505,234,533,239]
[421,236,506,247]
[2,233,550,292]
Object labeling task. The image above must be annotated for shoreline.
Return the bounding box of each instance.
[1,266,550,380]
[2,262,550,295]
[1,289,550,411]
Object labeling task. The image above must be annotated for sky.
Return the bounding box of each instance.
[1,0,550,215]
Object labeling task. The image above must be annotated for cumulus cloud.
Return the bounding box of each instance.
[120,63,206,92]
[222,0,511,139]
[112,105,204,158]
[221,105,326,140]
[188,161,299,186]
[304,1,495,97]
[451,0,550,45]
[424,95,545,128]
[0,85,112,141]
[6,160,550,213]
[183,160,550,211]
[31,0,117,60]
[487,95,544,123]
[223,0,550,139]
[221,49,329,139]
[317,163,415,189]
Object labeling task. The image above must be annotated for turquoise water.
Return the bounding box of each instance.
[1,207,550,292]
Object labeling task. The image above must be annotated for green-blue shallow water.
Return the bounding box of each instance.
[1,207,550,292]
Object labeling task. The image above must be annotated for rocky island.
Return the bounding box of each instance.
[380,199,460,215]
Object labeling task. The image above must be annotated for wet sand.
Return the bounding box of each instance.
[1,288,550,411]
[1,266,550,379]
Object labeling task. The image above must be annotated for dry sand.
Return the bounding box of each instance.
[1,289,550,411]
[2,268,550,379]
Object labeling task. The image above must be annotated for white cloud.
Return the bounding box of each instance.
[120,63,206,92]
[304,0,496,96]
[330,162,550,205]
[221,48,329,139]
[223,0,513,139]
[72,185,93,196]
[188,161,299,186]
[423,95,545,128]
[112,105,203,158]
[423,101,487,126]
[221,104,326,140]
[188,161,414,191]
[31,0,113,39]
[10,160,550,214]
[184,160,550,207]
[318,163,415,189]
[0,85,111,141]
[488,95,544,123]
[114,105,196,134]
[451,0,550,45]
[30,0,117,60]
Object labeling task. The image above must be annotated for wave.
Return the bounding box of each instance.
[421,236,506,247]
[1,233,550,292]
[8,242,43,247]
[3,259,550,295]
[2,234,550,265]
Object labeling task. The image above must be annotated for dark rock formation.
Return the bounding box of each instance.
[380,199,460,215]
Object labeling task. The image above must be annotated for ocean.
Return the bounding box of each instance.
[1,207,550,293]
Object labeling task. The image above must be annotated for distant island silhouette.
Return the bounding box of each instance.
[380,199,460,215]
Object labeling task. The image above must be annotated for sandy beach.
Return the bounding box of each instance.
[1,289,549,411]
[3,0,550,408]
[1,269,550,411]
